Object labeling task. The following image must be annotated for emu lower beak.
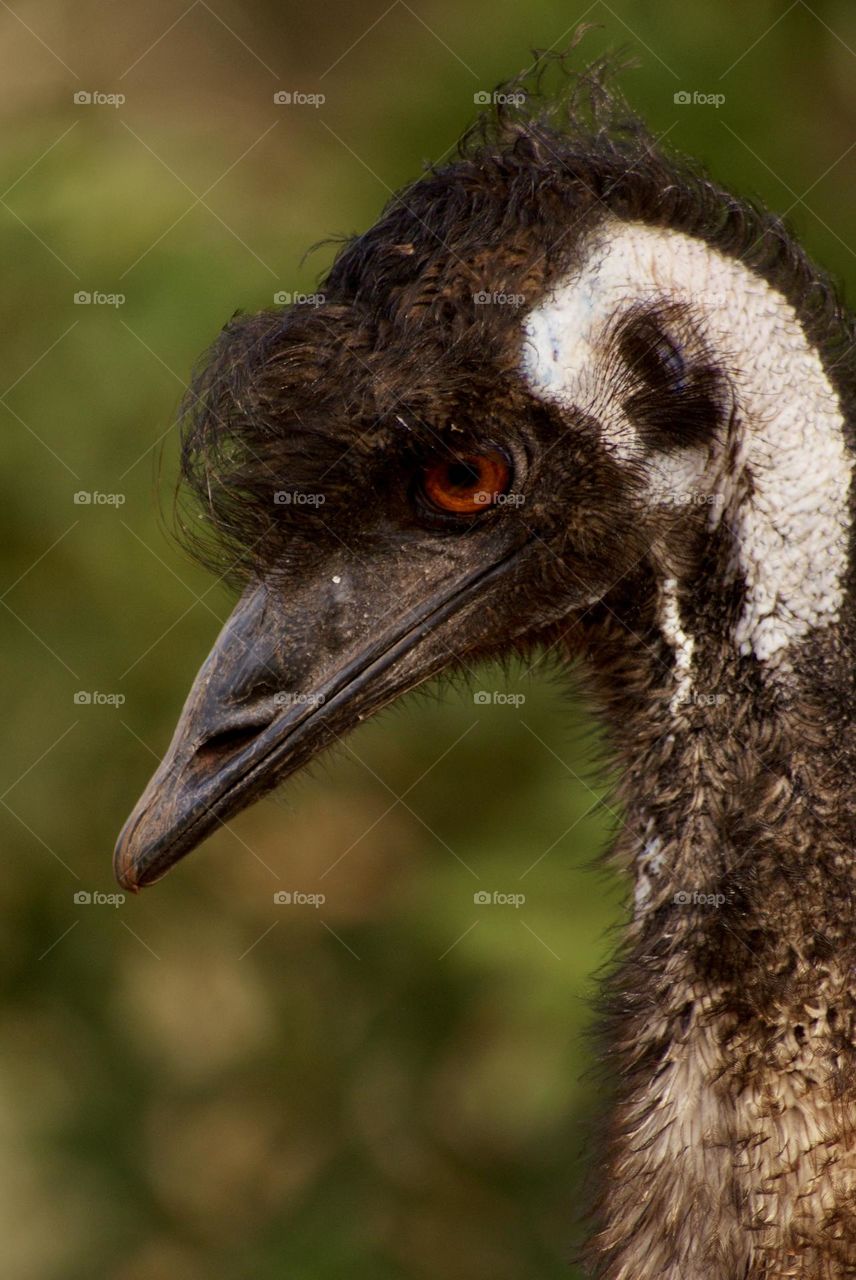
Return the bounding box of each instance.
[114,552,519,890]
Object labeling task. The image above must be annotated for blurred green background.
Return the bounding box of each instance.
[2,2,854,1276]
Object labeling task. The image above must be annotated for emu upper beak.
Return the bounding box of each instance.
[114,549,522,890]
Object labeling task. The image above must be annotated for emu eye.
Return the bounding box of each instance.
[420,451,511,514]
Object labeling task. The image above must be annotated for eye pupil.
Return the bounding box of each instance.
[420,450,511,515]
[446,460,481,490]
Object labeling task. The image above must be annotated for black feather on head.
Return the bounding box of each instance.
[177,35,856,590]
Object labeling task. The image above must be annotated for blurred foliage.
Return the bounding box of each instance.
[1,1,854,1276]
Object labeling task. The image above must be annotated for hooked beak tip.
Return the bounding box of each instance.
[113,814,151,892]
[113,784,193,892]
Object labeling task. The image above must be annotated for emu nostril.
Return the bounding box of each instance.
[196,724,264,761]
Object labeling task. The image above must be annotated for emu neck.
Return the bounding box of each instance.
[574,596,856,1280]
[578,582,854,911]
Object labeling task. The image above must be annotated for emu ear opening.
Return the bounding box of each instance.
[614,302,726,452]
[114,545,528,891]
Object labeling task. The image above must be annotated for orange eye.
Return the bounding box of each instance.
[421,451,511,514]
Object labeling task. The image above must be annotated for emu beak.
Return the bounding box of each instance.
[114,551,522,890]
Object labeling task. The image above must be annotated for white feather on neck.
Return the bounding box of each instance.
[520,219,851,669]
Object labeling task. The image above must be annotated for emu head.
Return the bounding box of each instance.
[115,69,854,891]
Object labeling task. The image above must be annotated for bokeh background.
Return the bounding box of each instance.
[2,2,854,1277]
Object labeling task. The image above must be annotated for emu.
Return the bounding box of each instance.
[115,58,856,1279]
